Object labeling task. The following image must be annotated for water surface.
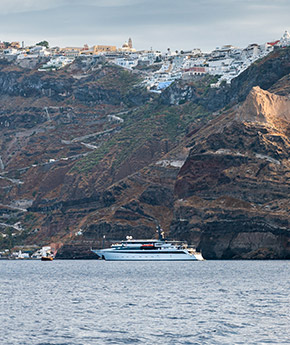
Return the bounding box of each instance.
[0,260,289,344]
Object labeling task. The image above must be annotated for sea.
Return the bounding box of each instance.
[0,260,289,345]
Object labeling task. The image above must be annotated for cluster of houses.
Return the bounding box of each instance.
[1,31,290,90]
[0,246,53,259]
[142,30,290,91]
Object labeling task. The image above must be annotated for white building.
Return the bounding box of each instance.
[279,30,290,47]
[113,57,138,69]
[39,56,74,70]
[29,45,50,57]
[3,48,18,55]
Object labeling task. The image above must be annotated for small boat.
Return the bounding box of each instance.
[41,252,54,261]
[41,255,53,261]
[40,246,55,261]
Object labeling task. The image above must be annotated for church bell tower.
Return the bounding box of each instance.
[128,37,133,49]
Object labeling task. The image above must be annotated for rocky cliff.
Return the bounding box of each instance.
[172,86,290,259]
[59,86,290,259]
[0,56,212,251]
[1,50,290,259]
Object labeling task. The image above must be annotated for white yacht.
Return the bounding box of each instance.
[92,237,203,261]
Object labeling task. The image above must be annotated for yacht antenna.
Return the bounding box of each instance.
[156,225,164,241]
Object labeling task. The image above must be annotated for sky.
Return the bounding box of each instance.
[0,0,289,52]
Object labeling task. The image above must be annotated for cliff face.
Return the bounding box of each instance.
[0,58,156,248]
[172,87,290,259]
[65,86,290,260]
[2,50,290,259]
[0,59,145,206]
[0,57,212,250]
[238,86,290,131]
[75,85,290,260]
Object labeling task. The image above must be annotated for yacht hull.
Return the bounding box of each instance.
[93,249,198,261]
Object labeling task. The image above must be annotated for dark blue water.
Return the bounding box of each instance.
[0,260,289,345]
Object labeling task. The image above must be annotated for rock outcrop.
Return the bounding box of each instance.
[171,86,290,259]
[238,86,290,132]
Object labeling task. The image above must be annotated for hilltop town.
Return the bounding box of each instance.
[1,31,290,92]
